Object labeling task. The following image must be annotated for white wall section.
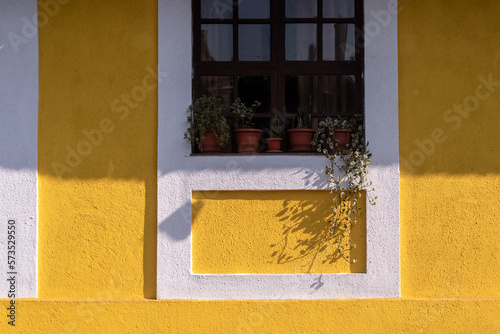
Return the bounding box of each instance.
[157,0,399,299]
[0,0,39,298]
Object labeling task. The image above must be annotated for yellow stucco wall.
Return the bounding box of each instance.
[399,0,500,298]
[1,0,497,332]
[37,0,158,299]
[2,299,500,333]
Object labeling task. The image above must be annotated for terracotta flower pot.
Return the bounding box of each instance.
[287,129,315,152]
[201,130,221,153]
[234,129,262,153]
[333,129,352,151]
[265,138,283,153]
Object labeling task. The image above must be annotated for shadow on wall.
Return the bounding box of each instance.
[158,201,195,242]
[398,1,500,176]
[270,198,366,273]
[301,169,328,189]
[3,0,500,179]
[29,0,159,299]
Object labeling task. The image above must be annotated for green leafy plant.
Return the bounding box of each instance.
[331,115,357,130]
[184,94,230,151]
[230,98,261,128]
[312,114,358,152]
[270,114,282,138]
[292,107,311,129]
[312,114,376,263]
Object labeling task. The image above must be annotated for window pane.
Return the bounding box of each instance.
[323,24,356,61]
[322,75,356,114]
[285,24,317,61]
[285,75,319,115]
[201,24,233,61]
[238,24,271,61]
[201,0,233,19]
[238,76,271,113]
[285,0,317,18]
[201,76,234,107]
[323,0,355,18]
[239,0,270,19]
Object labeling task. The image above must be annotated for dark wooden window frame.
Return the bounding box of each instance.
[193,0,364,152]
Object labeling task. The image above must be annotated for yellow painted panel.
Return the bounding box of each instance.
[1,299,500,333]
[399,0,500,176]
[192,191,366,274]
[401,175,500,298]
[37,0,157,298]
[399,0,500,297]
[38,179,148,299]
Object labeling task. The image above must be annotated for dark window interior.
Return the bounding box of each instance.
[193,0,364,153]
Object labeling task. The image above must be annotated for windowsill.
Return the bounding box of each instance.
[187,152,322,157]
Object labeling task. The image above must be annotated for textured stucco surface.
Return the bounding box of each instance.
[0,0,38,298]
[37,0,158,298]
[1,299,500,333]
[399,0,500,298]
[0,0,498,332]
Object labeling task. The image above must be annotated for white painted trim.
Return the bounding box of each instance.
[157,0,399,299]
[0,0,39,298]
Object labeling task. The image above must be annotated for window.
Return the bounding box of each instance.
[193,0,364,152]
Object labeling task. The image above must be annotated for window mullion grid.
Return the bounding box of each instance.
[317,0,323,122]
[192,0,201,99]
[276,0,286,122]
[233,4,238,62]
[192,0,364,152]
[317,0,323,64]
[355,0,364,116]
[355,0,364,69]
[269,0,279,121]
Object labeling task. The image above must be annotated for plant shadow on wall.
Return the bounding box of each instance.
[269,114,374,273]
[270,195,366,273]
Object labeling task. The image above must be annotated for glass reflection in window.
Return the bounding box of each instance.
[238,0,270,19]
[285,0,317,18]
[285,24,317,61]
[201,24,233,61]
[239,24,271,61]
[322,75,356,114]
[201,0,233,19]
[323,0,355,18]
[201,76,234,107]
[285,75,319,114]
[323,24,356,61]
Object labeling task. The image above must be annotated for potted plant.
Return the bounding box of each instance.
[265,114,283,152]
[313,115,358,152]
[332,115,357,150]
[184,94,230,153]
[287,107,315,152]
[312,114,376,263]
[231,98,262,153]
